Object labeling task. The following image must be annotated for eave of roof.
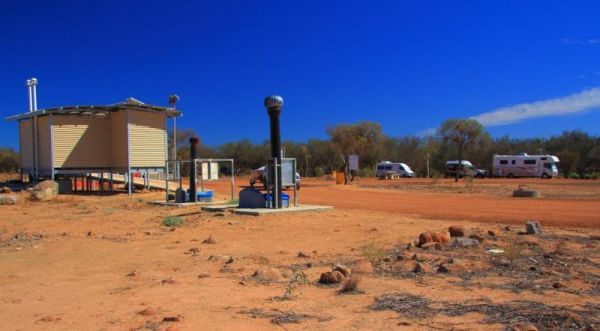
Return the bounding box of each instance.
[5,98,182,122]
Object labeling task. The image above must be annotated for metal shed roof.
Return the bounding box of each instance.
[5,97,181,121]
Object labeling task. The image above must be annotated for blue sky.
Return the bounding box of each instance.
[2,1,600,149]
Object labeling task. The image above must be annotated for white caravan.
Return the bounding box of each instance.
[375,161,415,178]
[493,154,559,178]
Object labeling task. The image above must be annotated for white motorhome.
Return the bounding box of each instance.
[493,154,559,178]
[375,161,415,178]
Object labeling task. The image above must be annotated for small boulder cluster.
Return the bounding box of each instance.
[319,259,373,285]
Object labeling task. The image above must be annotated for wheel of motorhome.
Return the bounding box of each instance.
[507,173,514,178]
[541,173,550,179]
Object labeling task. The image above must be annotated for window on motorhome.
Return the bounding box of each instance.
[524,159,536,165]
[499,160,508,165]
[512,160,516,165]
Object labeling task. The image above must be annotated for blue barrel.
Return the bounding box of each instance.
[197,191,214,202]
[263,193,289,208]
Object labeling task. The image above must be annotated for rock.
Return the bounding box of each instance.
[498,259,512,267]
[418,232,450,247]
[413,262,429,273]
[0,195,17,205]
[526,221,542,235]
[29,180,59,201]
[351,259,374,275]
[451,237,480,248]
[138,307,156,316]
[162,316,181,322]
[202,235,218,244]
[297,251,311,258]
[448,226,465,237]
[0,186,12,193]
[488,230,498,237]
[468,234,485,243]
[589,235,600,241]
[252,267,284,282]
[208,255,234,264]
[552,282,565,289]
[504,226,511,232]
[333,264,351,277]
[406,241,416,251]
[437,265,450,273]
[161,277,177,285]
[319,271,344,284]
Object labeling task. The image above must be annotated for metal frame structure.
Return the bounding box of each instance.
[265,157,298,208]
[165,158,235,203]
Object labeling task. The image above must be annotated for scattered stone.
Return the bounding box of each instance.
[162,316,181,322]
[552,282,565,289]
[138,307,156,316]
[0,195,17,205]
[197,272,210,279]
[29,180,59,201]
[126,270,137,277]
[589,235,600,241]
[498,259,512,267]
[448,226,465,237]
[161,278,177,285]
[252,267,284,282]
[37,316,62,323]
[504,226,511,232]
[488,230,498,237]
[185,247,200,255]
[413,262,429,273]
[297,251,311,258]
[87,231,93,237]
[420,242,443,251]
[351,259,374,275]
[451,237,480,248]
[417,231,450,247]
[468,234,485,243]
[202,235,218,244]
[319,271,344,284]
[406,241,416,251]
[0,186,12,193]
[165,326,180,331]
[526,221,542,235]
[333,264,351,277]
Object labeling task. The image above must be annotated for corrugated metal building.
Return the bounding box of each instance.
[7,98,181,190]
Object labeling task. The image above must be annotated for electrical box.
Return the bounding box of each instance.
[201,162,219,180]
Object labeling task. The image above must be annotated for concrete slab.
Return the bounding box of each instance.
[148,200,232,208]
[232,204,334,216]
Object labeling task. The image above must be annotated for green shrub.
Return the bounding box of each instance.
[162,216,184,227]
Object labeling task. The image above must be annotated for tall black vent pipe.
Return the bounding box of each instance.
[264,96,283,208]
[189,137,199,202]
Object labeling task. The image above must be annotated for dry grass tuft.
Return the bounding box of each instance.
[338,275,362,294]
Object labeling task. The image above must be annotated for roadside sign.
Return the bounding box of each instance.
[349,154,359,171]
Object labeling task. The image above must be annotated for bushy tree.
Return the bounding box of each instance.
[0,148,19,172]
[437,119,488,181]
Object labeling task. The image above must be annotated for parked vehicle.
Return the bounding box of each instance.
[445,160,488,178]
[375,161,415,178]
[493,153,559,178]
[249,166,301,190]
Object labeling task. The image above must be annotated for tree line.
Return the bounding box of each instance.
[170,119,600,179]
[1,119,599,178]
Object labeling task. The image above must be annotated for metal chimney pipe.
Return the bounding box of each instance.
[31,78,38,111]
[189,137,199,203]
[26,79,33,112]
[264,95,284,208]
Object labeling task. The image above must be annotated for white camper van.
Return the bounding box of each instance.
[493,154,559,178]
[375,161,415,178]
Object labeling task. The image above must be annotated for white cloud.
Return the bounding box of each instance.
[471,87,600,126]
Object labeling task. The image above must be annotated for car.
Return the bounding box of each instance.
[249,166,301,190]
[445,160,488,178]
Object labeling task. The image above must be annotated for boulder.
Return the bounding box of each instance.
[252,267,284,282]
[418,232,450,247]
[319,271,344,284]
[448,226,465,237]
[526,221,542,235]
[351,259,374,275]
[488,230,498,237]
[29,181,59,201]
[451,237,480,248]
[333,264,351,277]
[0,186,12,193]
[0,195,17,205]
[420,242,443,251]
[202,234,218,244]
